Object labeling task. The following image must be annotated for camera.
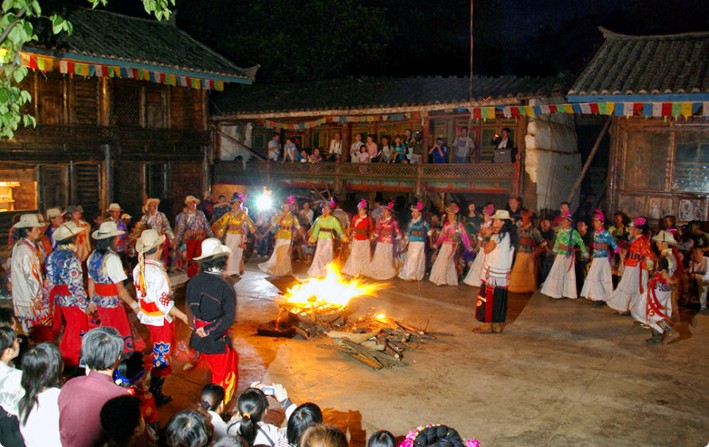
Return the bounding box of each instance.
[262,386,275,396]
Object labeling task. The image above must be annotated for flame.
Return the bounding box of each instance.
[285,264,382,309]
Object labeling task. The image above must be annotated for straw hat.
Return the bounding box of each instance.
[652,230,677,246]
[146,198,160,207]
[135,229,166,253]
[194,238,232,260]
[52,221,83,242]
[121,213,132,220]
[14,214,44,229]
[46,207,64,220]
[66,205,84,214]
[91,221,126,240]
[107,203,122,212]
[185,195,201,205]
[491,210,512,220]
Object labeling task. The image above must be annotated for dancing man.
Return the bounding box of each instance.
[399,201,432,281]
[342,199,374,277]
[474,210,517,333]
[140,198,175,266]
[307,199,347,278]
[133,229,190,405]
[258,195,301,277]
[363,201,401,280]
[212,193,256,277]
[607,217,654,315]
[429,203,472,286]
[176,195,214,277]
[187,238,238,402]
[540,210,588,299]
[580,209,619,304]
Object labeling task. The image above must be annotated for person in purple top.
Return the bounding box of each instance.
[58,327,128,447]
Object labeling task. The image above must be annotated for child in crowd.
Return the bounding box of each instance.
[199,384,228,441]
[283,403,323,447]
[368,430,396,447]
[113,352,159,445]
[100,396,146,447]
[227,384,296,447]
[358,145,371,163]
[309,149,323,164]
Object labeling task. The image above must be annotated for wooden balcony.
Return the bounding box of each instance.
[213,160,520,196]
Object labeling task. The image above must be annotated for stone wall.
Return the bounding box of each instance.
[523,113,580,214]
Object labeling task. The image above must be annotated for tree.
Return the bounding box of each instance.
[0,0,173,139]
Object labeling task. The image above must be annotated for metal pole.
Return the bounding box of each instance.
[566,117,612,204]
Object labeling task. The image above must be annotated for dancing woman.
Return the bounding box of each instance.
[429,203,472,286]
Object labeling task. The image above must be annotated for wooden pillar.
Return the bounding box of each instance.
[102,144,112,211]
[421,116,431,164]
[342,123,352,162]
[100,78,111,127]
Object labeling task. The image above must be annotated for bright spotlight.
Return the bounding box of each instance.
[256,194,273,211]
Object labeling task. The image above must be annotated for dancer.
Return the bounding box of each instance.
[429,203,472,286]
[307,199,347,278]
[463,204,495,287]
[258,195,301,277]
[399,201,432,281]
[474,210,517,333]
[187,238,238,402]
[580,209,619,304]
[606,217,654,314]
[133,229,190,406]
[213,193,256,277]
[631,231,679,344]
[87,221,138,351]
[10,214,49,332]
[342,199,374,277]
[46,222,90,368]
[140,198,175,266]
[66,205,92,262]
[363,201,401,280]
[540,210,588,299]
[175,195,214,277]
[106,203,128,262]
[508,209,546,293]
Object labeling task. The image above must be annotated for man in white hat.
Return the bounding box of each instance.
[133,229,189,406]
[66,205,92,262]
[46,221,92,367]
[87,221,138,352]
[10,214,49,332]
[176,195,214,277]
[632,230,680,344]
[540,210,589,300]
[45,207,65,248]
[106,203,128,261]
[140,198,175,266]
[187,238,238,402]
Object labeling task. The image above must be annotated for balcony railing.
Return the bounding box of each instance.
[214,160,520,195]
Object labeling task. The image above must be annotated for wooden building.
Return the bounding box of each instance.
[210,76,567,208]
[568,28,709,223]
[0,8,256,240]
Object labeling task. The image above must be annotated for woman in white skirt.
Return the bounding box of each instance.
[540,211,589,299]
[607,217,654,314]
[429,203,472,286]
[212,193,255,276]
[631,230,679,344]
[580,209,619,303]
[258,196,301,277]
[363,202,401,280]
[307,199,347,278]
[399,201,432,281]
[463,204,495,287]
[342,199,374,277]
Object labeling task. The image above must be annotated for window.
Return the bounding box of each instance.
[672,132,709,193]
[623,132,670,191]
[38,74,64,125]
[0,169,37,212]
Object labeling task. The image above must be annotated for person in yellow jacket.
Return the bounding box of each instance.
[307,199,347,278]
[258,195,301,277]
[212,193,255,276]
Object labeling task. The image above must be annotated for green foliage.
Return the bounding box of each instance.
[0,0,173,139]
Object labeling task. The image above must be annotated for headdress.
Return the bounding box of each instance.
[592,209,605,222]
[357,199,368,210]
[445,203,460,214]
[483,204,495,217]
[284,195,297,206]
[386,201,395,212]
[230,192,245,203]
[400,424,479,447]
[562,210,573,221]
[321,198,336,209]
[629,217,647,228]
[411,201,424,211]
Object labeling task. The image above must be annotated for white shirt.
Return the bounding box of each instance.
[209,410,229,441]
[105,252,128,283]
[484,233,515,285]
[329,139,342,155]
[0,361,24,416]
[10,239,43,319]
[20,387,61,447]
[133,260,174,326]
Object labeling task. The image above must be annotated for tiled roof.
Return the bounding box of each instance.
[39,8,255,82]
[212,76,567,117]
[569,27,709,98]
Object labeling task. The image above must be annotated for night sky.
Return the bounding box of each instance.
[53,0,709,81]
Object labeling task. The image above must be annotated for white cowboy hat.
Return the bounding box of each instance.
[194,237,232,261]
[146,198,160,207]
[46,207,64,220]
[106,203,122,212]
[491,210,512,220]
[185,195,201,205]
[14,214,44,229]
[52,221,83,242]
[135,229,166,253]
[91,221,126,240]
[121,213,132,220]
[652,230,677,246]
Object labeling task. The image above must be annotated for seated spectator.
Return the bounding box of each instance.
[428,138,447,163]
[227,384,296,446]
[297,150,309,163]
[309,149,323,164]
[164,409,212,447]
[199,384,228,441]
[368,430,396,447]
[392,135,407,163]
[380,136,392,163]
[213,437,245,447]
[19,342,63,447]
[283,403,323,447]
[358,145,371,163]
[0,326,23,447]
[59,327,128,447]
[400,424,478,447]
[689,247,709,311]
[0,309,27,368]
[688,220,709,253]
[299,424,348,447]
[100,395,145,447]
[350,133,364,162]
[113,351,159,444]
